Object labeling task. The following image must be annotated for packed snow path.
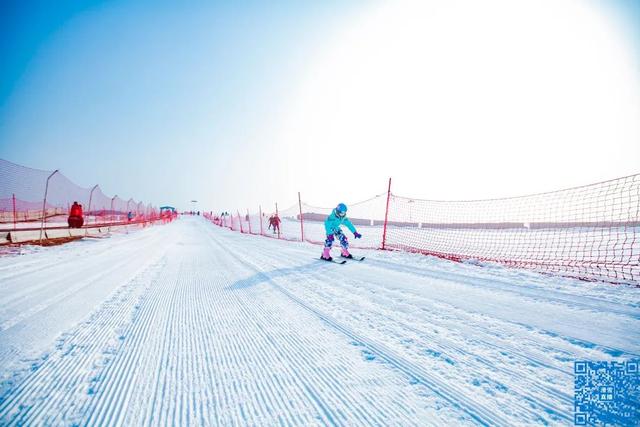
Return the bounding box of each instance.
[0,217,638,426]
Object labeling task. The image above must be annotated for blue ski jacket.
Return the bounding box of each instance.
[324,209,357,235]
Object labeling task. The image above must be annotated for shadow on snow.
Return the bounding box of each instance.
[226,260,331,291]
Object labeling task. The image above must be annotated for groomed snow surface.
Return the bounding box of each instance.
[0,217,638,426]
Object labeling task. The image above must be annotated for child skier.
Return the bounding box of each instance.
[321,203,362,261]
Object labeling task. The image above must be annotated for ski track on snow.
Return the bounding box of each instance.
[0,226,170,375]
[204,221,638,425]
[1,218,462,426]
[0,217,637,425]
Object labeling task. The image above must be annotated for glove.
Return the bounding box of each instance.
[326,234,335,242]
[353,231,362,239]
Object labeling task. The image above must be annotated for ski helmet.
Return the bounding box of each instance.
[336,203,347,217]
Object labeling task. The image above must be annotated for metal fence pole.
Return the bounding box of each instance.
[111,195,117,223]
[381,177,392,250]
[298,192,304,242]
[88,185,98,226]
[12,193,17,231]
[247,209,252,234]
[39,169,59,242]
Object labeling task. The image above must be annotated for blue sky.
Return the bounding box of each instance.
[0,0,367,210]
[1,0,639,212]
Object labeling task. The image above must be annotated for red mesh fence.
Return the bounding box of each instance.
[206,195,387,250]
[206,174,639,285]
[387,175,640,284]
[0,158,167,233]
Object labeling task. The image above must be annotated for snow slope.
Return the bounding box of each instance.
[0,217,638,425]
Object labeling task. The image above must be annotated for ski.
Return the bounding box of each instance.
[341,255,366,261]
[318,257,346,264]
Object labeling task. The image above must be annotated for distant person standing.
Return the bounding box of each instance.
[68,201,84,228]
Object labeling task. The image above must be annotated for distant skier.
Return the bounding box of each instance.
[321,203,361,261]
[268,214,281,234]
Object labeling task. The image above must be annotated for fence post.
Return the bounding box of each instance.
[12,193,17,231]
[88,185,98,226]
[259,205,264,235]
[237,211,244,233]
[39,169,59,242]
[381,177,392,250]
[111,195,117,224]
[247,209,252,234]
[275,202,280,239]
[298,192,304,242]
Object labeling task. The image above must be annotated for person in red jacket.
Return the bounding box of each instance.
[268,214,281,234]
[68,201,84,228]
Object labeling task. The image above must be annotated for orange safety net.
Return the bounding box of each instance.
[0,158,163,231]
[205,174,639,285]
